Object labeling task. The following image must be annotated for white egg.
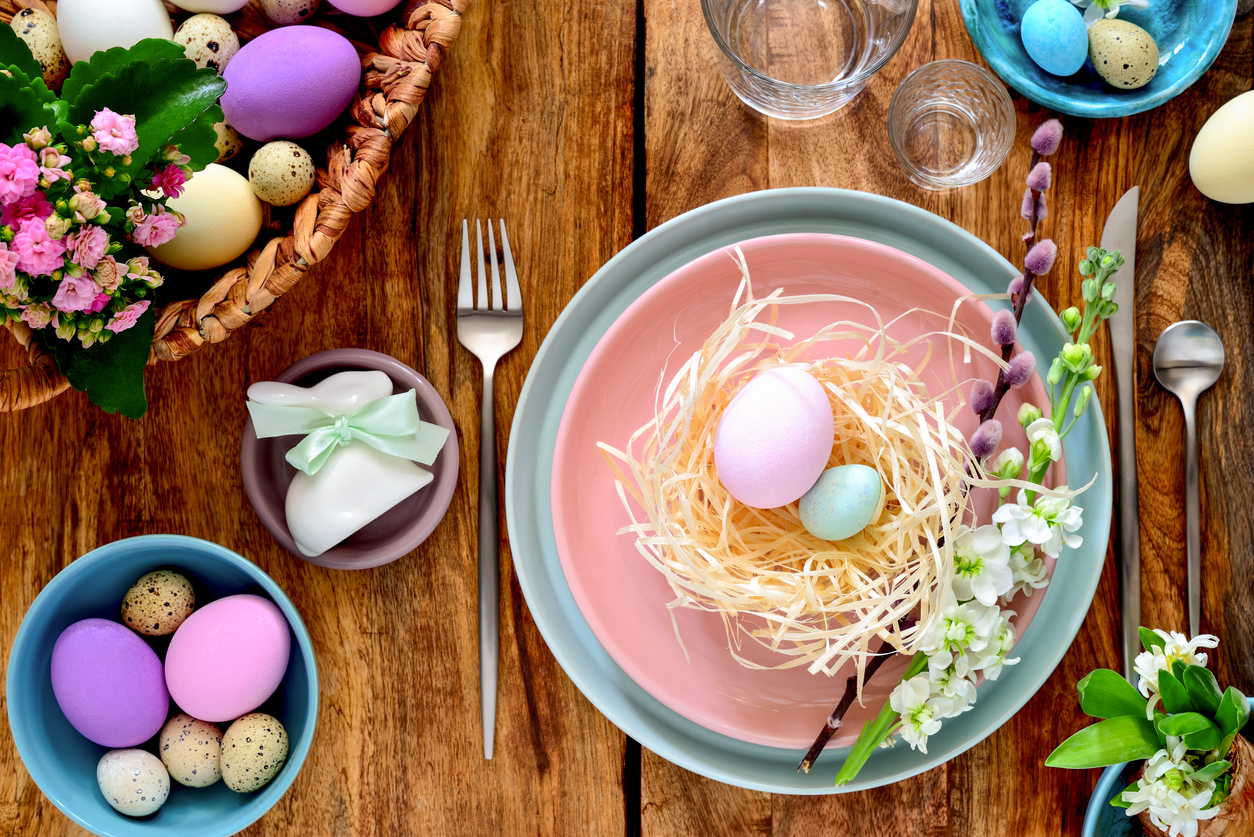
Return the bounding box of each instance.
[97,749,170,817]
[56,0,175,65]
[1190,91,1254,205]
[169,0,251,13]
[148,163,263,271]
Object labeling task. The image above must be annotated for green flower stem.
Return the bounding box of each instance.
[834,652,930,786]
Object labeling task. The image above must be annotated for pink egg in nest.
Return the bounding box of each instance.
[326,0,404,14]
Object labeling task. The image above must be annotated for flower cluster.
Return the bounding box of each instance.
[1070,0,1150,26]
[1123,737,1222,837]
[0,109,192,347]
[1134,630,1221,715]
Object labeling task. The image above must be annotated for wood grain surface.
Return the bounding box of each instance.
[1,0,1252,834]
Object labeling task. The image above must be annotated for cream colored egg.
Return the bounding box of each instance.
[169,0,250,13]
[121,569,195,636]
[10,9,69,92]
[1088,19,1158,90]
[1190,91,1254,204]
[159,713,223,788]
[148,163,263,271]
[55,0,175,65]
[173,14,239,74]
[213,121,244,163]
[221,713,289,793]
[97,749,170,817]
[248,141,316,207]
[259,0,323,26]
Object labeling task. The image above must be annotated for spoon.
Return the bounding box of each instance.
[1152,321,1225,637]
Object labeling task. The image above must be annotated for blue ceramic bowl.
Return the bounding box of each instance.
[6,535,319,837]
[960,0,1237,118]
[1082,697,1254,836]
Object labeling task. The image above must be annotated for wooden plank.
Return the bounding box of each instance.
[0,0,637,833]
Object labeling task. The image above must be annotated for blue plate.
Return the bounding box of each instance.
[505,187,1113,793]
[960,0,1237,118]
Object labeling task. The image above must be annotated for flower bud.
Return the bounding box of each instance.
[22,126,52,149]
[1035,194,1048,220]
[1008,275,1025,296]
[969,419,1004,460]
[992,447,1024,482]
[55,319,76,341]
[1101,281,1116,301]
[1078,259,1093,277]
[1082,278,1097,303]
[991,309,1018,347]
[1074,384,1093,418]
[1061,343,1092,373]
[1030,119,1064,155]
[80,136,97,152]
[1020,187,1034,221]
[1025,239,1058,276]
[1081,364,1103,382]
[1025,161,1052,192]
[970,378,996,415]
[1047,357,1065,387]
[1006,352,1037,388]
[1060,307,1081,334]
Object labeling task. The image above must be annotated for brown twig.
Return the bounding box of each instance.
[797,636,899,773]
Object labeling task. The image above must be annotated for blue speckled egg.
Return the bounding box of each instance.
[799,464,884,541]
[1020,0,1088,77]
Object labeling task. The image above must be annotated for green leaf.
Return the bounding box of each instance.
[168,103,224,173]
[1184,723,1223,752]
[1159,670,1194,715]
[1191,760,1231,784]
[0,67,56,144]
[67,58,226,198]
[1110,780,1139,808]
[59,39,189,108]
[46,308,155,418]
[1216,688,1250,737]
[1183,665,1225,717]
[1078,670,1149,719]
[1158,712,1217,737]
[1045,716,1162,769]
[0,23,42,79]
[1140,627,1166,654]
[834,653,929,786]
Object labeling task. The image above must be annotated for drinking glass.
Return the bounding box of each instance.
[701,0,918,120]
[887,60,1016,190]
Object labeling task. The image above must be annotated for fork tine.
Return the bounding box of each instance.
[499,220,521,311]
[458,220,473,311]
[475,219,487,312]
[487,221,502,312]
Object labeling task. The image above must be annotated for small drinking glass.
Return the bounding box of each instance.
[887,60,1016,190]
[701,0,918,120]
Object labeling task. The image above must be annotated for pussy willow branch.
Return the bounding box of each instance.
[797,635,899,773]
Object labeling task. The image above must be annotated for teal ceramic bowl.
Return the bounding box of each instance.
[1082,697,1254,836]
[960,0,1237,118]
[6,535,319,837]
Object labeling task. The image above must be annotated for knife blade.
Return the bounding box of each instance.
[1102,186,1140,683]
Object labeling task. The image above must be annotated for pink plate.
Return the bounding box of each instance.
[551,234,1055,749]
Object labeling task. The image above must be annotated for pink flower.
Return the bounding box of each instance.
[131,208,182,248]
[0,241,20,290]
[50,271,97,313]
[162,145,191,166]
[11,218,66,276]
[69,184,106,221]
[0,191,53,229]
[38,147,71,184]
[0,143,40,204]
[151,164,188,198]
[22,127,51,151]
[90,109,138,156]
[65,224,109,270]
[106,299,150,333]
[88,291,111,313]
[20,303,53,329]
[94,255,121,291]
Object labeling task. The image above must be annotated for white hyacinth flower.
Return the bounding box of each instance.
[974,612,1021,681]
[992,489,1084,558]
[928,647,974,702]
[1122,741,1220,837]
[1133,630,1221,700]
[921,590,1002,658]
[1003,543,1049,604]
[951,524,1014,607]
[1070,0,1150,27]
[1026,417,1063,462]
[890,674,943,754]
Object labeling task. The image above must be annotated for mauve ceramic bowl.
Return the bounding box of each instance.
[240,349,459,570]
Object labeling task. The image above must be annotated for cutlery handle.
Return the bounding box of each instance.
[1185,401,1201,638]
[479,364,500,760]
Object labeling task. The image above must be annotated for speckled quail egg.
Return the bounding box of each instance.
[248,141,316,206]
[10,9,70,92]
[159,713,223,788]
[173,14,239,74]
[120,570,195,636]
[97,749,170,817]
[1089,19,1159,90]
[259,0,323,26]
[213,121,244,163]
[221,713,288,793]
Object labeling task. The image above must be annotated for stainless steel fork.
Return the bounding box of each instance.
[457,219,522,760]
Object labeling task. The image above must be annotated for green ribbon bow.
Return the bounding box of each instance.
[247,390,450,476]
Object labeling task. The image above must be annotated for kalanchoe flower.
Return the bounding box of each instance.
[970,378,995,415]
[0,241,19,290]
[43,213,70,240]
[0,142,40,203]
[106,299,150,333]
[66,225,109,271]
[992,488,1083,558]
[22,127,51,150]
[951,524,1014,607]
[69,185,106,221]
[0,191,53,229]
[151,164,188,199]
[19,303,53,329]
[131,207,182,248]
[94,255,121,292]
[991,309,1018,346]
[50,271,98,313]
[87,291,111,314]
[1026,161,1052,192]
[11,217,66,276]
[969,419,1003,459]
[1005,352,1036,389]
[163,145,192,167]
[90,109,139,156]
[38,146,71,184]
[1025,239,1058,275]
[1030,119,1064,156]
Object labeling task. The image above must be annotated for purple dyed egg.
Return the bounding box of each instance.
[50,619,169,748]
[221,26,361,142]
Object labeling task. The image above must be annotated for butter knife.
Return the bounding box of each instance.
[1103,186,1140,683]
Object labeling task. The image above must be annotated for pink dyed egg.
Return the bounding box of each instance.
[164,594,291,723]
[326,0,403,14]
[50,619,169,748]
[713,367,834,509]
[221,26,361,141]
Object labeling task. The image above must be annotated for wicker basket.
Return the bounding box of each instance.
[0,0,466,411]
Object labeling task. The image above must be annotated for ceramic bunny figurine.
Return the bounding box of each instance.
[247,371,444,557]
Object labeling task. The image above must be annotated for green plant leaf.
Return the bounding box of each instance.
[46,308,155,418]
[1216,688,1250,737]
[59,39,189,108]
[1184,723,1223,752]
[0,23,42,79]
[168,103,224,173]
[1183,665,1225,717]
[1159,670,1194,715]
[1192,760,1231,784]
[1140,627,1166,654]
[1078,670,1149,719]
[834,653,929,786]
[1159,712,1218,737]
[0,67,56,144]
[1110,780,1139,808]
[1045,716,1162,769]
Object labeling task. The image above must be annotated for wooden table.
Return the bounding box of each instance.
[3,1,1253,834]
